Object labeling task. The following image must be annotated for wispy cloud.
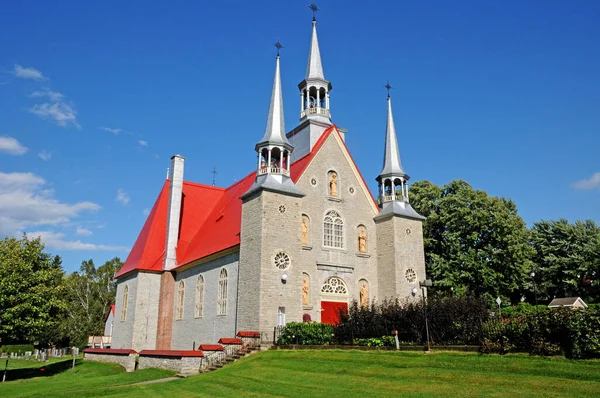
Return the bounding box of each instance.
[0,171,100,236]
[13,64,44,80]
[138,140,148,147]
[573,172,600,190]
[116,188,130,205]
[27,230,127,251]
[29,102,80,129]
[30,89,64,101]
[38,150,52,161]
[98,126,122,134]
[142,208,150,216]
[75,226,93,236]
[0,136,28,155]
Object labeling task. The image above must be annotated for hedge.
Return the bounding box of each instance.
[0,344,35,354]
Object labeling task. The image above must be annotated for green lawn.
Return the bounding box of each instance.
[1,350,600,397]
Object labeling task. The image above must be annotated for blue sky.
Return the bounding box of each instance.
[1,0,598,273]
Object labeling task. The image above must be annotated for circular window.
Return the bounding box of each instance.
[278,205,286,213]
[310,177,317,186]
[273,252,290,270]
[406,228,412,235]
[348,186,355,194]
[405,268,417,283]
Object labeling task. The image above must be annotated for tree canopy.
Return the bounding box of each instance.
[410,180,534,304]
[0,235,66,344]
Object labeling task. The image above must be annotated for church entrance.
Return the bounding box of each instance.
[320,276,349,325]
[320,301,347,325]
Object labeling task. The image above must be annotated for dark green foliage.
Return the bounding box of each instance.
[334,297,490,345]
[409,180,534,304]
[500,303,549,318]
[530,219,600,303]
[0,344,35,354]
[352,336,395,347]
[0,235,67,345]
[481,307,600,359]
[277,322,334,345]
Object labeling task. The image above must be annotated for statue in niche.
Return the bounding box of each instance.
[358,228,367,253]
[329,173,338,197]
[360,283,368,308]
[301,218,308,245]
[302,278,309,305]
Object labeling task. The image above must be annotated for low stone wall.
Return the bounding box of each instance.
[83,348,137,372]
[138,350,204,374]
[237,331,260,347]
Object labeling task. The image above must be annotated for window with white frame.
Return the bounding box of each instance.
[217,268,228,315]
[121,285,128,321]
[324,210,344,248]
[195,275,204,318]
[176,281,185,320]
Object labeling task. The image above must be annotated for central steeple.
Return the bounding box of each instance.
[298,2,332,124]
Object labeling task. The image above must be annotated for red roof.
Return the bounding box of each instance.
[104,305,115,323]
[116,125,377,278]
[237,331,261,338]
[199,344,224,351]
[218,338,243,345]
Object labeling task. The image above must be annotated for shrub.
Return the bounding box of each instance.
[302,313,312,322]
[353,336,395,347]
[277,322,334,345]
[0,344,35,354]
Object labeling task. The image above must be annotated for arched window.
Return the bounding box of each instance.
[195,275,204,318]
[176,281,185,320]
[321,276,348,295]
[324,210,344,248]
[121,285,128,321]
[217,269,228,315]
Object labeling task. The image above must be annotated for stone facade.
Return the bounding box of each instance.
[171,253,239,348]
[83,352,137,372]
[138,355,203,374]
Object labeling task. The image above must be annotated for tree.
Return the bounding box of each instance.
[63,257,122,347]
[0,235,66,344]
[531,219,600,303]
[409,180,534,304]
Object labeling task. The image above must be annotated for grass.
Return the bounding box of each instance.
[1,350,600,397]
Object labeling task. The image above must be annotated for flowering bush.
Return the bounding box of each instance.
[277,322,334,345]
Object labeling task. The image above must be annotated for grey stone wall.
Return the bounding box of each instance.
[132,272,162,351]
[112,273,138,349]
[138,355,202,374]
[170,253,239,348]
[84,353,136,372]
[393,216,426,300]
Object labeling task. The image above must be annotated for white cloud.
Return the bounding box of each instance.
[13,64,44,80]
[138,140,148,147]
[573,172,600,190]
[142,208,150,216]
[0,136,28,155]
[38,150,52,161]
[29,102,80,129]
[99,127,122,134]
[0,171,100,236]
[30,89,64,101]
[75,226,93,236]
[116,188,130,205]
[27,230,127,251]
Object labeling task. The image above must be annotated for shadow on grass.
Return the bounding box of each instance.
[3,358,78,382]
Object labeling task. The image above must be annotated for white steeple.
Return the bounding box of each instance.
[256,51,291,150]
[306,20,325,80]
[242,44,304,200]
[298,4,332,124]
[375,88,425,221]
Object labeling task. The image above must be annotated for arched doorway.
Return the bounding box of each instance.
[320,276,349,325]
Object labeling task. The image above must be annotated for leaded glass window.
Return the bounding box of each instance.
[321,277,348,295]
[176,281,185,320]
[217,269,228,315]
[324,210,343,248]
[195,275,204,318]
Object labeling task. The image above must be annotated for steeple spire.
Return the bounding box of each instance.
[376,86,425,221]
[256,46,290,150]
[298,1,332,123]
[379,93,406,177]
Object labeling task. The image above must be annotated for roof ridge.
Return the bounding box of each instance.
[182,180,227,191]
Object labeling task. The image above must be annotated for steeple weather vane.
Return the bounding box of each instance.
[384,81,393,98]
[308,0,319,21]
[274,40,284,56]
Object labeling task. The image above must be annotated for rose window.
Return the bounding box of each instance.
[273,252,290,270]
[405,268,417,283]
[321,277,348,295]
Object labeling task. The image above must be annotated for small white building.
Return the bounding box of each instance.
[548,297,588,309]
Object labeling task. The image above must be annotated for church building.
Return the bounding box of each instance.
[112,12,427,352]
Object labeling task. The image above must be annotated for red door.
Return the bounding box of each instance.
[321,301,348,325]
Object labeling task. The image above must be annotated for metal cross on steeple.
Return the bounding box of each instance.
[308,1,319,21]
[211,166,218,186]
[384,81,393,98]
[274,40,284,56]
